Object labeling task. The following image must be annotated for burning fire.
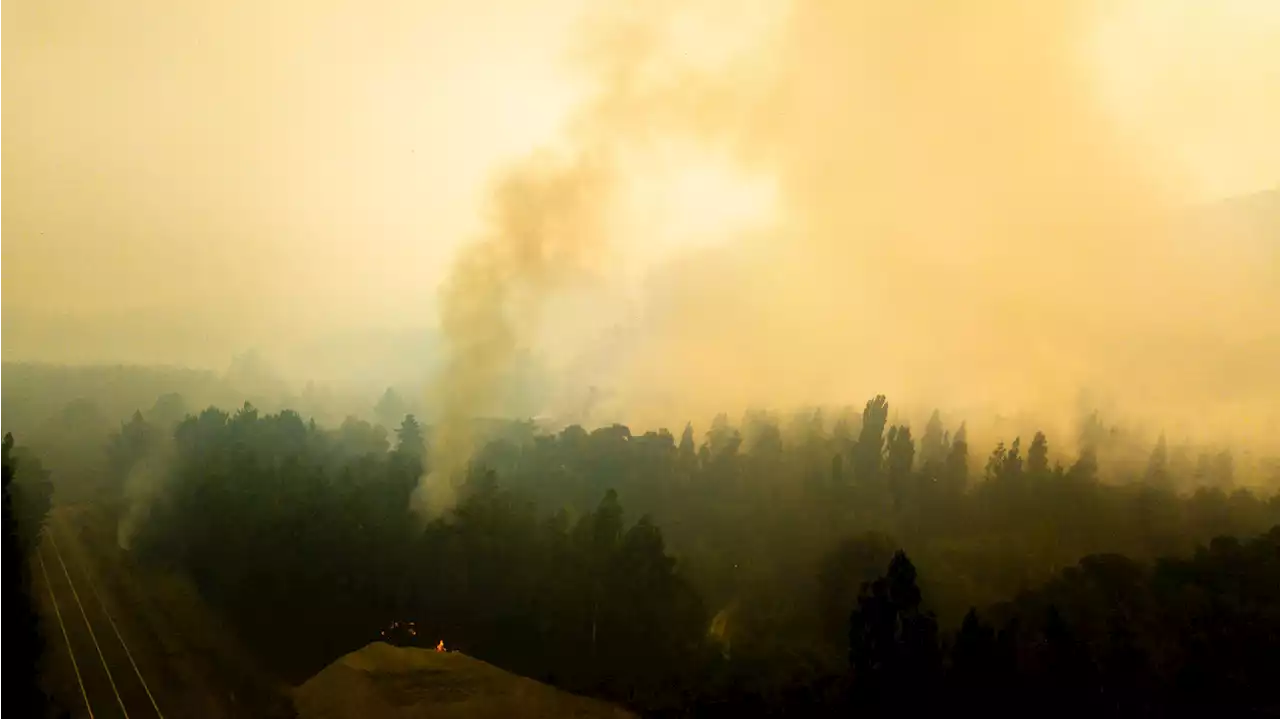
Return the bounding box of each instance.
[377,621,448,654]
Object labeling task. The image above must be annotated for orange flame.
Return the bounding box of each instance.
[436,640,445,653]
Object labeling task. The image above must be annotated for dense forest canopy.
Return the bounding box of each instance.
[3,433,55,717]
[12,377,1277,715]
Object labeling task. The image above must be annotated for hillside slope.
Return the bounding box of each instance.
[294,642,636,719]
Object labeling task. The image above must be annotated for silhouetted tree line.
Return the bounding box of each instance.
[4,433,56,718]
[834,527,1280,718]
[122,405,706,709]
[85,392,1280,714]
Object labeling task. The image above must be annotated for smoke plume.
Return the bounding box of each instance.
[413,149,615,517]
[419,0,1280,513]
[603,0,1277,451]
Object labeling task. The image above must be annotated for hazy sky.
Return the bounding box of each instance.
[4,0,593,360]
[1092,0,1280,199]
[3,0,1279,453]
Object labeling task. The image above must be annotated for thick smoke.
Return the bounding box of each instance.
[600,0,1278,451]
[117,455,168,550]
[419,0,1280,513]
[412,150,615,517]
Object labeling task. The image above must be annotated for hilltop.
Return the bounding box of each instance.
[294,642,636,719]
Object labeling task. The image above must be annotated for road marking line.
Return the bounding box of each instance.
[39,547,96,718]
[47,529,131,719]
[56,516,166,719]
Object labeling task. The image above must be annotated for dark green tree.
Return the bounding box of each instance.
[852,395,889,486]
[1027,431,1050,479]
[1143,433,1169,488]
[999,437,1024,484]
[1038,605,1095,712]
[107,410,161,478]
[817,532,897,643]
[948,607,1013,712]
[919,410,948,468]
[395,414,425,458]
[885,425,915,510]
[3,434,53,717]
[943,422,969,495]
[580,489,623,661]
[1068,445,1099,484]
[706,413,741,458]
[985,442,1008,483]
[678,422,696,461]
[848,550,941,709]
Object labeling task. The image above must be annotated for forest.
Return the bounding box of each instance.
[7,380,1279,717]
[4,432,55,719]
[8,0,1279,715]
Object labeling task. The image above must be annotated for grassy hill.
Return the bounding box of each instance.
[294,642,635,719]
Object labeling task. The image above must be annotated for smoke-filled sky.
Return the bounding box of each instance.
[4,0,1279,455]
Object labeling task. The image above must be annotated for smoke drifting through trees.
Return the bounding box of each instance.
[421,0,1279,515]
[619,0,1277,443]
[416,152,615,517]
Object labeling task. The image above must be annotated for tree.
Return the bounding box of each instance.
[1027,431,1050,479]
[885,425,915,510]
[985,442,1008,483]
[5,438,54,556]
[1037,604,1096,712]
[109,391,1280,715]
[610,514,706,698]
[853,395,889,486]
[148,392,190,429]
[948,607,1016,712]
[848,550,941,709]
[998,437,1029,481]
[32,398,111,494]
[1079,410,1107,454]
[706,413,741,458]
[1144,434,1169,489]
[395,414,425,458]
[678,422,696,461]
[3,434,53,717]
[581,489,623,661]
[919,410,948,468]
[108,411,159,480]
[375,387,409,429]
[1068,446,1099,484]
[951,608,998,681]
[751,420,784,456]
[944,422,970,496]
[337,416,391,457]
[818,532,898,643]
